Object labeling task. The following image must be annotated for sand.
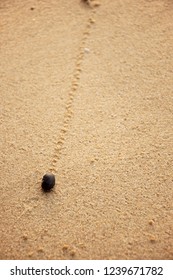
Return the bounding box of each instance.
[0,0,173,260]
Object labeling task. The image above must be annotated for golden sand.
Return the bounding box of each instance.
[0,0,173,259]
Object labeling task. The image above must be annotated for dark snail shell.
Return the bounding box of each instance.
[41,173,55,192]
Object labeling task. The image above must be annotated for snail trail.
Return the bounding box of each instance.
[41,2,100,191]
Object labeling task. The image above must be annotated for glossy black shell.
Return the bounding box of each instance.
[41,173,55,192]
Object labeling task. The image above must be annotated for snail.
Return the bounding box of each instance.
[41,173,55,192]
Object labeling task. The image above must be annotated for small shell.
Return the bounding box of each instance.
[41,173,55,192]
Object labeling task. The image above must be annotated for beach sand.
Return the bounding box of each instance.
[0,0,173,259]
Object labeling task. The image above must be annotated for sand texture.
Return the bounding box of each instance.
[0,0,173,259]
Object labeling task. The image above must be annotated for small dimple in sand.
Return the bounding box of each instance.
[149,235,157,243]
[148,219,154,226]
[70,250,76,257]
[62,244,69,251]
[81,0,101,8]
[22,234,28,241]
[37,248,44,253]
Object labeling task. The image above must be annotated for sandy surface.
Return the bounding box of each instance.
[0,0,173,260]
